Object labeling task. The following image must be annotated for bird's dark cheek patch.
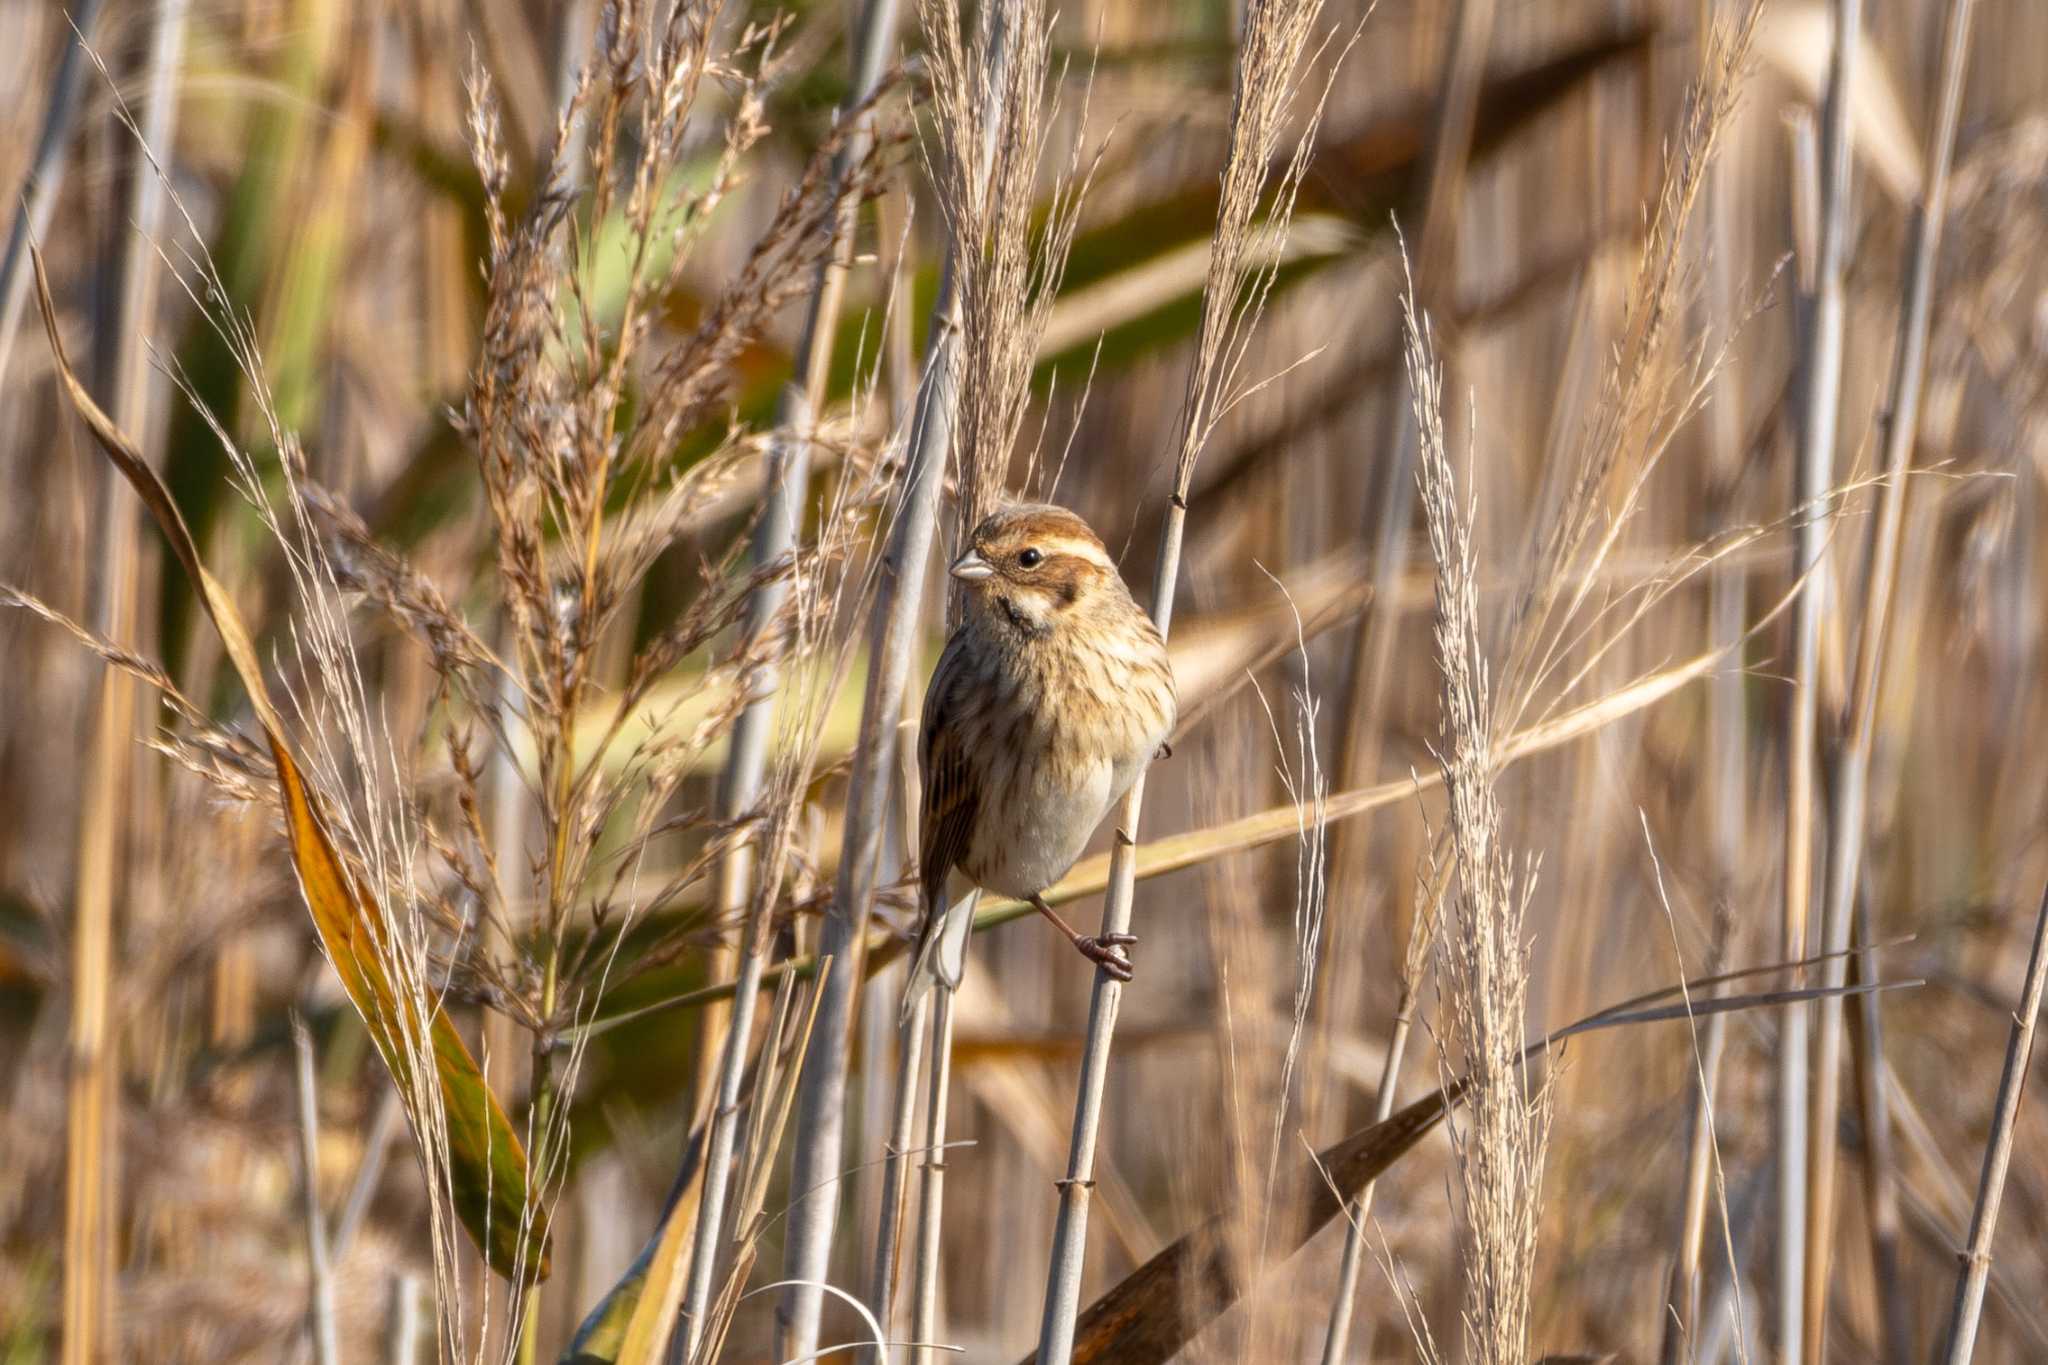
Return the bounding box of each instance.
[999,594,1052,636]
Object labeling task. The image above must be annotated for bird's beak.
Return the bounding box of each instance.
[949,548,995,583]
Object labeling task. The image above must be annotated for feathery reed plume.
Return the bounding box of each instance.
[1495,1,1764,738]
[1405,269,1551,1365]
[28,0,899,1352]
[14,0,2048,1357]
[1251,596,1330,1241]
[920,0,1093,534]
[1320,7,1493,1351]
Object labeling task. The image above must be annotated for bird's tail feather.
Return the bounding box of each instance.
[899,887,979,1026]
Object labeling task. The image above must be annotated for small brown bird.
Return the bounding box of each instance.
[903,502,1177,1019]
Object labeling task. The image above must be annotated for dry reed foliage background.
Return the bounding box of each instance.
[3,0,2047,1362]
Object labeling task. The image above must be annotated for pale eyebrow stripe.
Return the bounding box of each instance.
[1034,534,1112,569]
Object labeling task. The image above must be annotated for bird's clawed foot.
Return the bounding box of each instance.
[1075,932,1138,982]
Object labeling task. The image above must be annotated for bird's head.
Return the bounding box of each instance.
[949,503,1122,633]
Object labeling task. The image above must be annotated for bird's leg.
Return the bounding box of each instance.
[1029,894,1137,982]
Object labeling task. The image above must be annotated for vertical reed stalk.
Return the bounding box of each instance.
[61,9,185,1360]
[1318,1003,1416,1365]
[1805,3,1975,1355]
[1037,3,1339,1358]
[779,0,1032,1343]
[863,995,929,1363]
[1847,898,1909,1365]
[384,1274,421,1365]
[910,985,959,1363]
[1780,6,1858,1360]
[679,0,904,1350]
[775,243,970,1364]
[1659,912,1733,1365]
[1940,878,2048,1365]
[1664,12,1746,1358]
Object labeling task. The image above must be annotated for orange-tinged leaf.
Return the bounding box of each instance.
[32,246,548,1281]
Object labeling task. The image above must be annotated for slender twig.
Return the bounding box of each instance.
[1780,6,1859,1361]
[1805,3,1976,1356]
[680,1,904,1352]
[1941,879,2048,1365]
[292,1016,341,1365]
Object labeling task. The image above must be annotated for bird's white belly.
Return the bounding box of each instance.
[967,754,1116,899]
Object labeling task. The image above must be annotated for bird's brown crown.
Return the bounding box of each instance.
[967,503,1114,578]
[954,502,1126,632]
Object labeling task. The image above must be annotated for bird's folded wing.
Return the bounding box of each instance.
[917,638,979,920]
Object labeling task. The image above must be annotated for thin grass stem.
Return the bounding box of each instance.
[0,0,105,388]
[1780,7,1861,1359]
[1805,4,1976,1354]
[61,9,184,1359]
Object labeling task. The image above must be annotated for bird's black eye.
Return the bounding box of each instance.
[1017,547,1042,569]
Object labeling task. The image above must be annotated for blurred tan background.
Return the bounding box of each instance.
[4,0,2048,1361]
